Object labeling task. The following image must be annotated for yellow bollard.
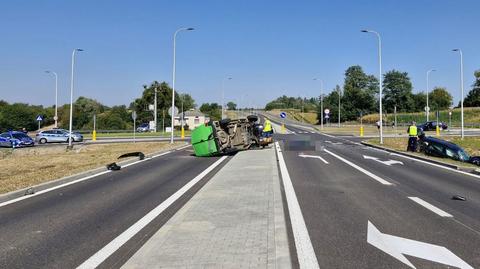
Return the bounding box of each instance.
[360,126,364,137]
[281,124,286,134]
[92,130,97,141]
[436,125,440,136]
[181,126,185,139]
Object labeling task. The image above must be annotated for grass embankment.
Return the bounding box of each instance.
[362,107,480,127]
[367,137,480,168]
[83,130,191,139]
[0,142,183,194]
[269,109,318,124]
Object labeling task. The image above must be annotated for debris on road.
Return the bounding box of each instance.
[106,162,121,171]
[452,195,467,201]
[118,152,145,160]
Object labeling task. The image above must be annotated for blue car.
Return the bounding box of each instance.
[0,131,35,148]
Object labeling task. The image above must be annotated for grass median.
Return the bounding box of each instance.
[0,142,184,194]
[366,136,480,168]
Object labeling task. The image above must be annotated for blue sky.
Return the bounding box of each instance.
[1,0,479,108]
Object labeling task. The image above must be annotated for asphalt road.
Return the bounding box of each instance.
[273,119,480,268]
[0,147,228,269]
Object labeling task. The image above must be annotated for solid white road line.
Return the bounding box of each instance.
[323,149,393,186]
[0,170,111,208]
[275,142,319,269]
[408,197,453,217]
[0,148,180,209]
[77,156,228,269]
[390,152,480,180]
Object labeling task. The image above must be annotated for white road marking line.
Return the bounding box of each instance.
[0,170,111,208]
[175,144,191,151]
[77,156,229,269]
[408,197,453,217]
[319,132,335,138]
[389,153,480,180]
[0,149,179,208]
[324,149,392,185]
[275,142,319,269]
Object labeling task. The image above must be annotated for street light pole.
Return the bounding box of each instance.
[426,69,436,122]
[171,27,194,144]
[221,77,232,119]
[313,78,324,129]
[453,49,464,139]
[338,87,341,128]
[154,87,158,133]
[45,70,58,127]
[68,48,83,148]
[362,29,383,144]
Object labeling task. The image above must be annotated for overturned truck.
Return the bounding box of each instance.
[191,115,272,157]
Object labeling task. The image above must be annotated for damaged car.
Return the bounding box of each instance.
[419,136,480,165]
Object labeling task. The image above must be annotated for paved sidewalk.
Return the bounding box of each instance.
[122,146,291,269]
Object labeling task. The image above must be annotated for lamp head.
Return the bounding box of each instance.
[45,70,51,74]
[187,27,195,31]
[452,49,459,52]
[76,48,84,52]
[361,29,369,33]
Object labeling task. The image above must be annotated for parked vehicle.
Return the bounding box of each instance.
[191,115,273,157]
[136,123,150,132]
[417,121,448,131]
[0,131,35,148]
[419,136,480,165]
[35,129,83,144]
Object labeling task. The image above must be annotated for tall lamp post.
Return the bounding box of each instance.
[68,48,83,148]
[452,49,464,139]
[362,29,383,144]
[426,69,436,122]
[154,86,158,132]
[171,27,194,143]
[313,78,324,129]
[221,77,232,119]
[45,70,58,127]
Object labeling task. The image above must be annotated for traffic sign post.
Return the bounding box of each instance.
[36,115,43,131]
[324,109,330,126]
[280,112,287,134]
[132,111,137,143]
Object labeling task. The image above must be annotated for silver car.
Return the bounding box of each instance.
[35,129,83,144]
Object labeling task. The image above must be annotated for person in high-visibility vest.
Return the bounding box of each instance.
[263,119,273,136]
[407,121,418,152]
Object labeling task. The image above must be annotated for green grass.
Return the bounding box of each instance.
[83,130,191,139]
[362,107,480,127]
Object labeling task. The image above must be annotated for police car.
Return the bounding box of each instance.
[0,131,35,148]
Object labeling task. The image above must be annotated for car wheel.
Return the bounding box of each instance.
[39,138,47,144]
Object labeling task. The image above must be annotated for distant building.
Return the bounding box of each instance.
[174,110,209,129]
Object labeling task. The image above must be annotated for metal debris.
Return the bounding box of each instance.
[106,162,121,171]
[451,195,466,201]
[118,152,145,160]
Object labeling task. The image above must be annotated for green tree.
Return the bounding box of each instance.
[179,93,196,111]
[412,92,427,112]
[200,103,221,121]
[319,86,344,124]
[429,87,453,111]
[464,70,480,107]
[226,101,237,110]
[382,70,414,112]
[341,66,378,120]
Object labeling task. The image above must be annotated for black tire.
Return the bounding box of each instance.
[219,118,231,127]
[39,138,47,144]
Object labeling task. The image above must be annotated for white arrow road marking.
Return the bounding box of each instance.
[325,141,343,145]
[298,154,329,164]
[363,155,404,166]
[367,221,473,269]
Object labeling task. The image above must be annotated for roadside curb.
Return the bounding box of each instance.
[0,143,190,205]
[361,141,480,175]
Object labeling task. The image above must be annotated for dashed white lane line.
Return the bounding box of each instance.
[323,149,393,186]
[408,197,453,217]
[275,142,319,269]
[77,155,229,269]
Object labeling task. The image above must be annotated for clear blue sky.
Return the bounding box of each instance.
[1,0,479,108]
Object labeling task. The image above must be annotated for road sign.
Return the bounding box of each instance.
[36,115,43,121]
[280,112,287,118]
[424,106,430,112]
[168,106,179,117]
[324,109,330,114]
[131,111,137,121]
[367,221,473,269]
[449,111,452,116]
[53,116,58,121]
[325,114,330,119]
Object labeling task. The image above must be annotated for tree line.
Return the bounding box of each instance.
[0,81,198,132]
[265,65,480,123]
